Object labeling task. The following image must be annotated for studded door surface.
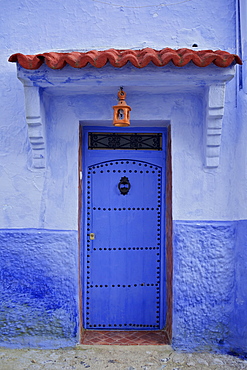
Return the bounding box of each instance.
[84,157,164,330]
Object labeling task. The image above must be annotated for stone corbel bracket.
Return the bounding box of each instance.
[23,85,45,169]
[205,84,226,168]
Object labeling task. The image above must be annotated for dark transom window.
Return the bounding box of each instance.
[88,132,162,150]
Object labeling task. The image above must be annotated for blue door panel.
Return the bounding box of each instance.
[90,162,160,210]
[83,128,166,331]
[92,210,158,248]
[87,286,158,329]
[89,250,158,285]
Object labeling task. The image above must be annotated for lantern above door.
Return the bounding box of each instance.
[113,87,131,127]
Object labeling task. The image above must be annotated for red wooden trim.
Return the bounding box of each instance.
[78,124,84,342]
[165,125,173,342]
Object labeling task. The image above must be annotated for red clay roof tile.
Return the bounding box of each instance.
[9,48,242,70]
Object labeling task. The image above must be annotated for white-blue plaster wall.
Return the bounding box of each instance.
[1,0,247,353]
[0,0,240,228]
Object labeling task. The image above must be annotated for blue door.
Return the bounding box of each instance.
[82,128,166,330]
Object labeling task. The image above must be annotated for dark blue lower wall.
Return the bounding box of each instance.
[0,224,246,351]
[0,229,78,348]
[173,220,247,355]
[228,220,247,356]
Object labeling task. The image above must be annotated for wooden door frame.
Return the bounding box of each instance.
[78,123,173,343]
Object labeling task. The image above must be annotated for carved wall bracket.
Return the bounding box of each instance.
[23,85,45,169]
[205,84,226,168]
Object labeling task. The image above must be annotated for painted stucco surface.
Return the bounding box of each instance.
[0,230,78,348]
[173,222,235,352]
[0,0,241,229]
[228,220,247,354]
[1,0,236,53]
[0,0,247,353]
[173,221,247,354]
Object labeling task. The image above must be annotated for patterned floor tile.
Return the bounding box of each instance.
[81,330,169,345]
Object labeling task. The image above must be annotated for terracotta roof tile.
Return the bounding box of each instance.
[9,48,242,70]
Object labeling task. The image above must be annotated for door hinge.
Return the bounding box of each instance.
[79,171,82,180]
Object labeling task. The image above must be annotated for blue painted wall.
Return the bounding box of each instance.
[173,221,235,352]
[1,0,236,53]
[0,0,239,228]
[173,221,247,354]
[0,0,247,352]
[0,229,78,348]
[229,221,247,354]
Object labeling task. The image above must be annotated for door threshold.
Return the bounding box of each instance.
[81,330,169,345]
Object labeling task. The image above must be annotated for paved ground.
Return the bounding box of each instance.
[0,345,247,370]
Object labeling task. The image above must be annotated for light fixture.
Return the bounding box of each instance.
[113,87,131,127]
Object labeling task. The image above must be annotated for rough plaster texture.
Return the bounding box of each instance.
[0,0,236,54]
[0,0,243,228]
[0,229,78,348]
[235,90,247,220]
[173,221,247,353]
[228,220,247,353]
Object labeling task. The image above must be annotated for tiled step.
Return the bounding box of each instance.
[81,330,169,345]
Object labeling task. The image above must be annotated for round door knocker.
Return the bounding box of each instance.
[118,176,131,195]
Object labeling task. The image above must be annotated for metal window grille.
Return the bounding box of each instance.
[88,132,162,150]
